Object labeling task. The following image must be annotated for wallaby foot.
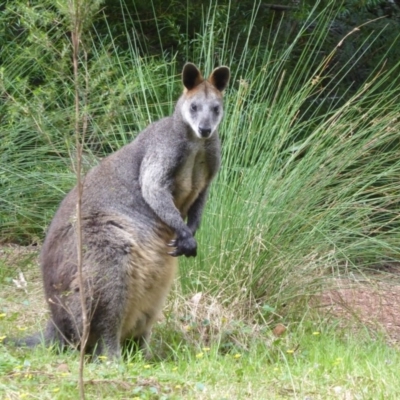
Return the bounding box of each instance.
[91,332,122,361]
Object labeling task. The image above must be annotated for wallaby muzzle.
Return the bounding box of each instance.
[199,126,212,138]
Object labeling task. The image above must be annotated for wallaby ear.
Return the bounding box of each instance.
[182,63,204,91]
[208,66,230,92]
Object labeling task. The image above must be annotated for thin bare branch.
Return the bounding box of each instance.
[69,0,90,398]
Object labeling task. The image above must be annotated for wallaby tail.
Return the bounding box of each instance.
[4,320,58,348]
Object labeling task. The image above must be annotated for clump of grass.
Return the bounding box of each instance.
[180,1,400,319]
[0,1,178,243]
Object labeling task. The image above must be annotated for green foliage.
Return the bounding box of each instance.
[0,0,177,242]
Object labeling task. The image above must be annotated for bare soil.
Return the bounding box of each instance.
[315,264,400,346]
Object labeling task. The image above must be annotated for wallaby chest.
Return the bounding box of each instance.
[172,143,210,216]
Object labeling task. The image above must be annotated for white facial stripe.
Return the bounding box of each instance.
[181,89,224,139]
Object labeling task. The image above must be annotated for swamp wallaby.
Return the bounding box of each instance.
[15,63,230,358]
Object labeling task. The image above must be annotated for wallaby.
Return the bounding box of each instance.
[13,63,230,359]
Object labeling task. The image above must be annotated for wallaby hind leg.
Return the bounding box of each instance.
[63,292,123,360]
[137,330,152,360]
[91,329,122,360]
[128,325,153,359]
[49,286,124,359]
[122,330,152,360]
[77,283,126,360]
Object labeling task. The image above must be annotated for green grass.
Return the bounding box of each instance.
[2,311,400,399]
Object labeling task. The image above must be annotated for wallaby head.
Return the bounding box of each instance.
[179,63,230,139]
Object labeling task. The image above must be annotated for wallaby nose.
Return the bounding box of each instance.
[198,127,212,137]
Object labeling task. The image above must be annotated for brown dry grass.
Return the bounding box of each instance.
[0,244,47,338]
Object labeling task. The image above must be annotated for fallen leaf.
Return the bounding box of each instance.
[189,292,203,319]
[190,292,203,307]
[13,272,28,293]
[56,363,70,373]
[273,323,286,337]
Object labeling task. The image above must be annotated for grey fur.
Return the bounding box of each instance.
[12,63,230,359]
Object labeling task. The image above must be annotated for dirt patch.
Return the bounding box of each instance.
[315,265,400,346]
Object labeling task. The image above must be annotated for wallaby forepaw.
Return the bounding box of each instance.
[167,235,197,257]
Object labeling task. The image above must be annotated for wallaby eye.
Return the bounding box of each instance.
[190,104,197,112]
[213,106,220,114]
